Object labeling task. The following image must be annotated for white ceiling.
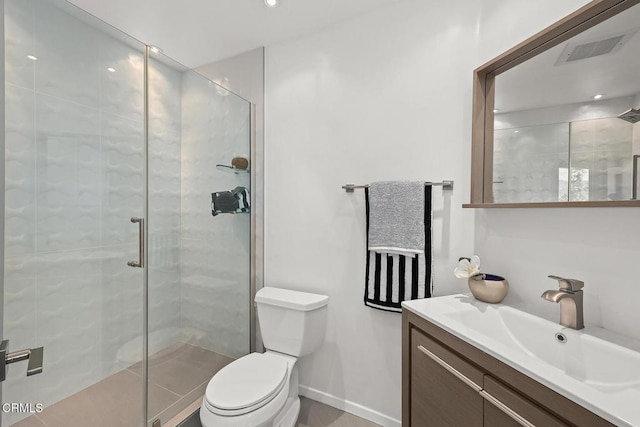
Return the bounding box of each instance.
[65,0,402,68]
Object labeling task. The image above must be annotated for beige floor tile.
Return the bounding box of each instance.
[129,358,212,397]
[159,396,382,427]
[129,344,232,397]
[172,344,234,371]
[8,415,47,427]
[152,358,215,396]
[296,397,382,427]
[35,370,179,427]
[128,342,184,371]
[10,357,381,427]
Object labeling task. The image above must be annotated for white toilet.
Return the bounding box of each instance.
[200,287,329,427]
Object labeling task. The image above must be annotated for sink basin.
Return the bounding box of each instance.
[403,294,640,427]
[441,298,640,390]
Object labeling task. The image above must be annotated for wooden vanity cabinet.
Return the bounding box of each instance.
[482,376,567,427]
[410,329,483,426]
[402,309,614,427]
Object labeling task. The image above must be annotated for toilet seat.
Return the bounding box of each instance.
[204,352,289,416]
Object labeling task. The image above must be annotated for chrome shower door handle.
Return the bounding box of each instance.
[127,217,144,268]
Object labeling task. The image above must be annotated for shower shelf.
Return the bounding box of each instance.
[216,164,250,174]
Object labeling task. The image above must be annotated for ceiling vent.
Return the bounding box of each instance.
[617,108,640,124]
[555,29,638,65]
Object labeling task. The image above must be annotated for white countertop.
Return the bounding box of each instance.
[403,294,640,427]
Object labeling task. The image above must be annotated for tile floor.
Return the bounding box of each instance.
[11,343,233,427]
[296,397,381,427]
[175,396,381,427]
[11,345,381,427]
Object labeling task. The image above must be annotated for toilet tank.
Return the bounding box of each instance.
[255,287,329,357]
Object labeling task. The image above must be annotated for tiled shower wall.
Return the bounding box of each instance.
[147,58,183,358]
[569,117,634,201]
[5,1,142,421]
[4,0,251,423]
[180,72,251,359]
[493,123,569,203]
[493,118,634,203]
[3,0,181,423]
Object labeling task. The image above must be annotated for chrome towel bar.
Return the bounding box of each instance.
[342,180,454,193]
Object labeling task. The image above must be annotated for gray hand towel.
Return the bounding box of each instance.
[368,181,425,255]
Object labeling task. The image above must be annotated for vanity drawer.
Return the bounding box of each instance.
[482,375,568,427]
[410,327,484,426]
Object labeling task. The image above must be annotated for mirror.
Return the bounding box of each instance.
[468,0,640,207]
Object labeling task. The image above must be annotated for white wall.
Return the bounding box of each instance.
[263,0,597,425]
[473,2,640,340]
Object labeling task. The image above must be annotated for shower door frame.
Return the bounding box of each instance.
[0,0,5,409]
[142,44,150,426]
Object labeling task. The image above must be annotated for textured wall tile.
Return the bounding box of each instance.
[180,71,251,358]
[99,35,145,122]
[5,85,36,257]
[494,123,569,203]
[35,94,101,252]
[33,0,100,108]
[4,0,252,418]
[101,111,144,246]
[4,0,36,90]
[147,59,183,352]
[101,246,145,374]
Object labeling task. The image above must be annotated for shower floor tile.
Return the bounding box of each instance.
[129,343,234,397]
[10,416,47,427]
[11,343,233,427]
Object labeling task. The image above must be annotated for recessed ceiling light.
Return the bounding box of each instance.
[264,0,279,7]
[107,67,116,73]
[514,130,520,134]
[149,46,162,54]
[592,94,605,100]
[27,55,38,61]
[493,109,500,113]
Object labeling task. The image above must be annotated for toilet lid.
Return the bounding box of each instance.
[205,352,288,415]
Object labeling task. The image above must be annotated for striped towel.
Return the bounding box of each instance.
[364,186,432,312]
[211,186,250,216]
[234,186,251,213]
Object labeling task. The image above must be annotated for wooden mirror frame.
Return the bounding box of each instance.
[465,0,640,208]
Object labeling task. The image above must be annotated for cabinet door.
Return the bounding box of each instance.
[410,328,483,427]
[482,376,569,427]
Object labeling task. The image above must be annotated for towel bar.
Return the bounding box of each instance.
[342,180,454,193]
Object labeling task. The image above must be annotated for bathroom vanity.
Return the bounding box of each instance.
[402,295,640,426]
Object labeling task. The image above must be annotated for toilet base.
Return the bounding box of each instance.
[272,396,300,427]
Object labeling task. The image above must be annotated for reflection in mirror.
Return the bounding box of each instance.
[492,2,640,203]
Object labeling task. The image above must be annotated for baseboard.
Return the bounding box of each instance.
[298,385,401,427]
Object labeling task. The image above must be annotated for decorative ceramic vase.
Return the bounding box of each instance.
[468,274,509,303]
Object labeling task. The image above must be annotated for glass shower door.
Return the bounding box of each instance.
[3,0,147,425]
[145,52,253,426]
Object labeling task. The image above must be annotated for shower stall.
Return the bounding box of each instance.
[2,0,254,425]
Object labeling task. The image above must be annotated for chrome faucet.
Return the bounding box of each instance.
[541,275,584,330]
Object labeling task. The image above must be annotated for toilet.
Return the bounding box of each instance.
[200,287,329,427]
